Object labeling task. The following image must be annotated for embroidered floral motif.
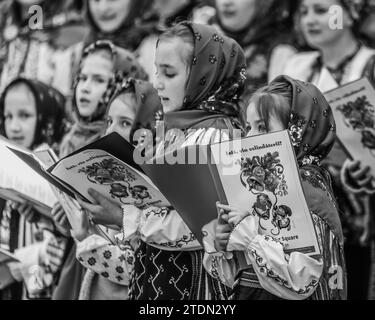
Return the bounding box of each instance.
[209,55,217,64]
[251,249,319,294]
[101,272,109,278]
[116,266,124,274]
[103,250,112,260]
[288,113,307,147]
[192,56,197,65]
[212,33,224,43]
[88,257,96,266]
[199,77,207,86]
[194,32,202,41]
[149,233,197,249]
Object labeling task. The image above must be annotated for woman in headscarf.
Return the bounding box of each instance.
[69,78,163,300]
[203,75,346,300]
[78,21,247,300]
[197,0,299,100]
[282,0,375,300]
[0,78,66,300]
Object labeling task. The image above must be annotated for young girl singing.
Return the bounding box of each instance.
[78,21,248,300]
[203,75,347,300]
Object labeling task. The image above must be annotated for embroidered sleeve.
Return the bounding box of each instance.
[202,219,247,288]
[138,206,202,251]
[225,214,324,300]
[76,234,134,286]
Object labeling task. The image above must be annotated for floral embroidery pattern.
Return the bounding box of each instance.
[149,233,197,249]
[251,249,319,294]
[288,113,307,147]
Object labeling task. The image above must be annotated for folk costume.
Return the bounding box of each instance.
[83,22,247,300]
[75,79,163,300]
[203,76,347,300]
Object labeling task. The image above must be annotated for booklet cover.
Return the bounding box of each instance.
[324,77,375,189]
[142,130,320,256]
[11,133,170,210]
[0,137,57,217]
[209,130,320,256]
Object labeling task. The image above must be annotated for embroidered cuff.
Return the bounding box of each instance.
[201,219,233,259]
[227,215,259,252]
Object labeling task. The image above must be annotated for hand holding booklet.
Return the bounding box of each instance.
[142,130,320,257]
[10,133,170,212]
[324,77,375,190]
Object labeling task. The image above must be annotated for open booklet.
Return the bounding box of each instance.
[0,137,57,217]
[324,77,375,190]
[142,130,320,257]
[10,133,170,211]
[0,248,19,264]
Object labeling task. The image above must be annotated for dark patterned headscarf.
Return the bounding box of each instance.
[0,78,66,150]
[163,22,247,130]
[106,77,163,145]
[73,40,148,123]
[270,76,336,166]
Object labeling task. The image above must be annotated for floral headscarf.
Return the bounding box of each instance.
[0,77,66,150]
[106,77,163,145]
[270,76,336,166]
[72,40,148,123]
[181,22,247,122]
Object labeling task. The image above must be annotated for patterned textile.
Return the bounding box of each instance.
[129,241,229,300]
[211,0,298,99]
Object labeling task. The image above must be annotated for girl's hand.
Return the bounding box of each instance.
[214,203,231,252]
[51,203,71,236]
[217,203,250,228]
[45,237,66,273]
[77,188,123,228]
[346,160,374,189]
[17,202,39,223]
